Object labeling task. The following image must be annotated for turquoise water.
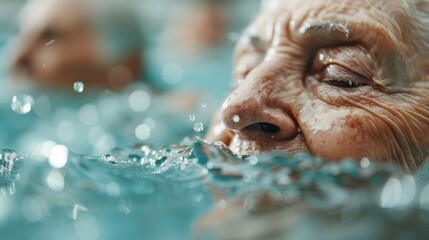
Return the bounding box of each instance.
[1,138,429,240]
[1,1,429,239]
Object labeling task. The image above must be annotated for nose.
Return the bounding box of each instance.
[11,38,34,75]
[221,83,299,141]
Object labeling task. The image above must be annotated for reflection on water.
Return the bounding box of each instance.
[1,138,429,239]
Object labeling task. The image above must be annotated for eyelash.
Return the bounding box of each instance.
[310,53,370,89]
[323,79,365,88]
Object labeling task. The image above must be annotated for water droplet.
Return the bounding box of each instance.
[194,122,204,133]
[360,157,370,168]
[11,94,35,115]
[189,115,196,122]
[0,149,18,179]
[319,52,326,62]
[247,156,259,165]
[201,102,207,108]
[232,115,240,123]
[73,81,84,93]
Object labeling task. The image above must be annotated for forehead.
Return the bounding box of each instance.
[242,0,411,57]
[255,0,409,36]
[20,0,88,33]
[261,0,395,14]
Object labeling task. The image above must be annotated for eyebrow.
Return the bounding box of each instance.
[299,20,400,58]
[301,20,406,86]
[301,21,350,38]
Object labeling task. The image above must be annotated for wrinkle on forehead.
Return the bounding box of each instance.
[246,0,429,86]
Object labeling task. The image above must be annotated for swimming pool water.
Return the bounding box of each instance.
[1,138,429,240]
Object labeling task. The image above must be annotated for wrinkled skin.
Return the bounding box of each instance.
[10,0,140,91]
[207,0,429,171]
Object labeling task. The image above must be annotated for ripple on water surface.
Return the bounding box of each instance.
[0,138,429,240]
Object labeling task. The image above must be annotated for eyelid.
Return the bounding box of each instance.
[323,64,372,85]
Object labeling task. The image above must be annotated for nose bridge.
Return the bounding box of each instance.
[223,67,296,121]
[12,35,37,68]
[222,80,265,128]
[221,59,303,140]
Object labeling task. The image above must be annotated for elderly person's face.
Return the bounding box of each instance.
[11,0,138,90]
[208,0,429,171]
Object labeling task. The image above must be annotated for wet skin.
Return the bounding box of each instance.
[207,0,429,171]
[10,0,140,90]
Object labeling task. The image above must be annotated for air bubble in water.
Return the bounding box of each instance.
[11,94,35,115]
[189,115,196,122]
[194,122,204,133]
[73,81,85,93]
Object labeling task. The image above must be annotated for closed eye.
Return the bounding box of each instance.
[318,64,371,88]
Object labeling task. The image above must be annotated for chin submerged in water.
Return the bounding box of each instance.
[207,0,429,171]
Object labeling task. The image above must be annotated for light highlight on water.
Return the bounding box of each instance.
[135,124,151,140]
[162,63,183,85]
[46,170,65,192]
[48,145,68,168]
[380,177,402,208]
[128,90,150,112]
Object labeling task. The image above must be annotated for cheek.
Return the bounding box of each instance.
[299,101,392,161]
[306,120,371,161]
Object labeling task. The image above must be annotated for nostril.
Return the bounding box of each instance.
[254,122,280,133]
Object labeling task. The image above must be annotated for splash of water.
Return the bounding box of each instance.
[1,139,429,239]
[0,149,21,195]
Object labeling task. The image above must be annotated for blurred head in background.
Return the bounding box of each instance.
[10,0,143,91]
[161,0,227,55]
